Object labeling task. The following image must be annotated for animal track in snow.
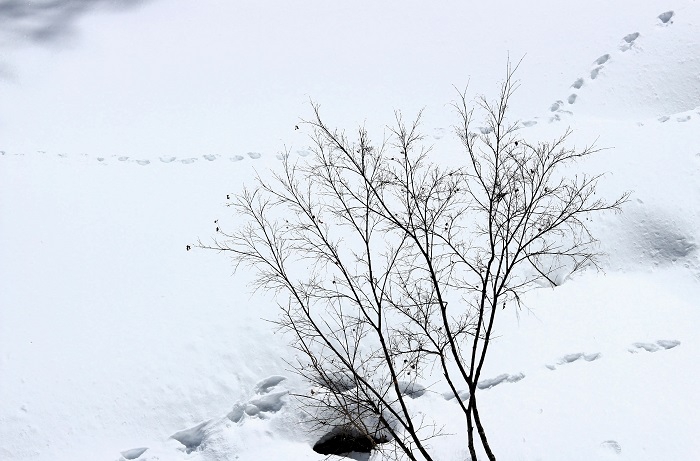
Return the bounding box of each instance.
[658,11,674,25]
[623,32,640,44]
[255,375,287,394]
[0,149,271,166]
[620,32,640,51]
[432,127,446,140]
[228,375,289,423]
[676,115,691,122]
[397,381,427,398]
[442,389,470,401]
[546,10,677,123]
[629,339,680,353]
[566,352,601,363]
[170,420,210,453]
[546,352,601,370]
[245,391,288,416]
[595,54,611,66]
[601,440,622,454]
[120,447,148,459]
[477,373,525,390]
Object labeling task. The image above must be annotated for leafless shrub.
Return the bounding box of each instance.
[198,62,628,460]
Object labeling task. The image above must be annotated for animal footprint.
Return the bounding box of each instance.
[247,152,262,159]
[442,389,470,402]
[136,159,150,166]
[228,376,289,423]
[255,375,287,394]
[477,373,524,390]
[623,32,640,44]
[562,352,601,363]
[590,67,603,80]
[180,158,197,164]
[620,32,640,51]
[601,440,622,454]
[397,381,427,398]
[170,420,210,454]
[229,155,244,162]
[658,11,674,25]
[120,447,148,460]
[203,154,217,161]
[629,339,680,353]
[547,352,601,369]
[676,115,691,122]
[432,127,446,140]
[245,391,288,417]
[160,156,177,163]
[571,78,584,89]
[567,94,577,104]
[594,54,610,66]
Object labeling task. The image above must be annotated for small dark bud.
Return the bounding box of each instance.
[186,245,191,251]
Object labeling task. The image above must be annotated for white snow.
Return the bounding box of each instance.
[1,1,699,460]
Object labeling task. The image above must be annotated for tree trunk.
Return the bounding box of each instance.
[466,395,478,461]
[472,396,496,461]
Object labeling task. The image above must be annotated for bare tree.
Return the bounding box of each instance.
[198,64,628,460]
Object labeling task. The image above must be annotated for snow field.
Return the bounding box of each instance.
[1,1,699,460]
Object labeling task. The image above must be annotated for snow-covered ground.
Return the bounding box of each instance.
[1,1,699,460]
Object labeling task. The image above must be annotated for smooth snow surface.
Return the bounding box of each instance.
[1,1,699,460]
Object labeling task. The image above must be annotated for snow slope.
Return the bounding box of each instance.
[1,1,699,460]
